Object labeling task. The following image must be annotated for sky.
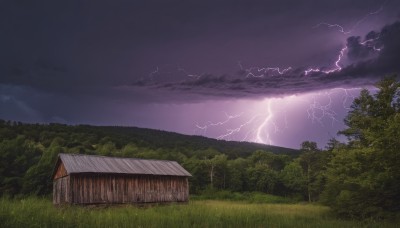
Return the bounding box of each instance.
[1,0,400,149]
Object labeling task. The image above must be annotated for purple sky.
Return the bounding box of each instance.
[1,0,400,149]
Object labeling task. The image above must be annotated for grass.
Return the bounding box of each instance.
[0,197,398,228]
[190,190,300,203]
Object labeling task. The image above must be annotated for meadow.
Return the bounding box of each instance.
[0,197,397,228]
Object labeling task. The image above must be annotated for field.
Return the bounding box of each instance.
[0,198,397,228]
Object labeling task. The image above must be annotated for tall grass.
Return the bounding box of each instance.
[0,197,397,228]
[190,190,300,203]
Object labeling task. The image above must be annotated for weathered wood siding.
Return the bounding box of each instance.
[53,176,70,204]
[54,162,68,180]
[67,174,189,204]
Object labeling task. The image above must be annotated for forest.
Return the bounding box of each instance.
[0,77,399,219]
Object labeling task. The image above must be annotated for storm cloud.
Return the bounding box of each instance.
[1,0,400,148]
[132,21,400,99]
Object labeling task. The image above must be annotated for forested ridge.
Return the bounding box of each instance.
[1,77,399,219]
[0,122,298,157]
[0,115,300,196]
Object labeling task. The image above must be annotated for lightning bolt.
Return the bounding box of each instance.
[193,88,365,145]
[239,62,292,78]
[313,23,351,34]
[146,2,388,146]
[255,100,273,144]
[216,114,261,141]
[192,1,386,145]
[307,93,337,126]
[151,1,385,82]
[306,88,362,126]
[360,34,383,51]
[304,1,386,75]
[304,46,348,75]
[195,112,243,134]
[178,65,203,79]
[149,66,159,80]
[194,100,278,144]
[304,31,383,76]
[313,1,387,35]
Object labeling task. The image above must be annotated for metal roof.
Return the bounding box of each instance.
[57,153,191,177]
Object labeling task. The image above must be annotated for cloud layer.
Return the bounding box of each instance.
[1,0,400,130]
[133,21,400,98]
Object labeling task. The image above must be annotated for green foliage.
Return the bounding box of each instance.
[183,158,209,193]
[298,142,329,202]
[0,136,40,197]
[22,139,62,195]
[227,158,249,191]
[281,161,306,194]
[247,165,278,193]
[322,76,400,218]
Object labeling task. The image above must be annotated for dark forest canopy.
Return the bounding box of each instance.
[0,118,300,196]
[0,121,299,157]
[0,77,399,219]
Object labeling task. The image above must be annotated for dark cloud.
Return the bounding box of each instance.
[340,21,400,75]
[1,0,400,127]
[346,36,374,60]
[132,21,400,98]
[2,0,398,94]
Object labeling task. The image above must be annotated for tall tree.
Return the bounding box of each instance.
[22,138,62,195]
[323,76,400,218]
[204,154,227,188]
[280,161,306,196]
[299,141,320,202]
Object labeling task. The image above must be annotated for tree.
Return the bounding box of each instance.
[323,76,400,218]
[0,136,40,196]
[280,161,306,196]
[246,165,278,193]
[22,138,62,195]
[121,143,139,157]
[183,158,208,193]
[248,150,289,171]
[298,141,332,202]
[300,141,318,153]
[227,158,249,192]
[97,141,117,156]
[299,141,320,202]
[245,150,288,194]
[325,138,342,152]
[204,154,227,189]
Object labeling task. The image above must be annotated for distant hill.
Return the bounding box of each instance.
[86,125,300,157]
[0,120,299,158]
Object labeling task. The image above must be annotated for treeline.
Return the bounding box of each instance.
[0,77,399,219]
[0,121,332,203]
[0,121,304,197]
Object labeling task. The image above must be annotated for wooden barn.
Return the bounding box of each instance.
[52,153,191,205]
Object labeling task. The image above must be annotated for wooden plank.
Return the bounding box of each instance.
[53,176,71,205]
[54,162,68,180]
[60,174,189,205]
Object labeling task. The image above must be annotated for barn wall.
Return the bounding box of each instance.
[53,161,68,180]
[53,176,70,205]
[70,174,189,204]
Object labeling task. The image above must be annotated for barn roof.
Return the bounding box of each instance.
[55,153,191,177]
